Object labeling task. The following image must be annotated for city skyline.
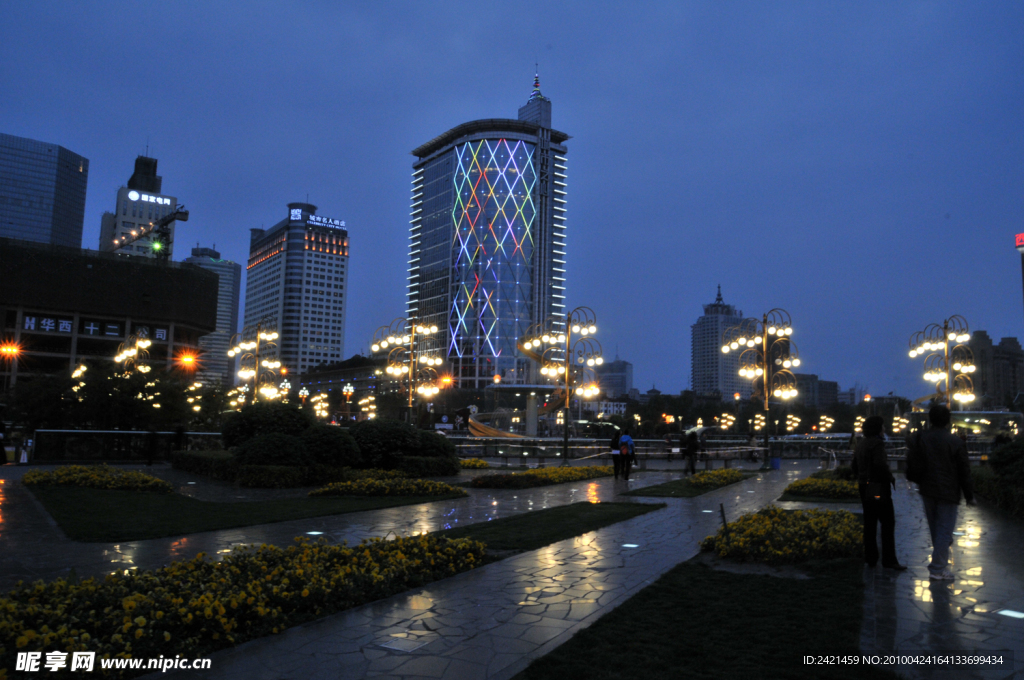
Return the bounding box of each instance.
[3,3,1022,399]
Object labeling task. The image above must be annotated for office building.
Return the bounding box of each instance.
[0,237,217,390]
[244,203,348,374]
[98,156,179,258]
[595,355,633,398]
[0,132,89,248]
[408,75,569,389]
[969,330,1024,408]
[183,246,242,385]
[793,373,839,409]
[691,286,751,399]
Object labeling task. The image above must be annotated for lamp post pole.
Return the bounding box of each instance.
[908,316,975,409]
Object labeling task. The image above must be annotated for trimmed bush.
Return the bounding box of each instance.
[973,466,1024,518]
[234,433,305,467]
[350,419,420,469]
[460,458,490,469]
[398,455,461,477]
[783,478,859,499]
[469,465,613,489]
[687,468,745,490]
[308,478,467,497]
[701,506,862,564]
[300,424,362,467]
[22,465,173,494]
[809,466,856,481]
[221,402,314,448]
[418,430,456,458]
[170,450,237,481]
[236,465,306,488]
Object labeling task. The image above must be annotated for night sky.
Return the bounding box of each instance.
[3,2,1022,399]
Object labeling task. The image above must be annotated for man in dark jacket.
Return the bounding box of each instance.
[906,405,975,581]
[851,416,905,570]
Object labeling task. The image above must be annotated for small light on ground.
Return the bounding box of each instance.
[305,531,323,536]
[996,609,1024,619]
[622,544,639,548]
[702,510,713,513]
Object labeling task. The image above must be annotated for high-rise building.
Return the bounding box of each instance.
[0,132,89,247]
[969,330,1024,408]
[183,245,242,385]
[99,156,179,258]
[244,203,349,374]
[408,75,570,389]
[690,286,751,399]
[595,355,633,398]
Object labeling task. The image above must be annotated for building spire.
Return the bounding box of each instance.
[528,66,546,102]
[715,284,723,304]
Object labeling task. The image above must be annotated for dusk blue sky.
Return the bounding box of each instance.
[3,2,1022,399]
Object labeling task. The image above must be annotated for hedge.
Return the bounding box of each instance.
[170,451,237,481]
[221,402,313,448]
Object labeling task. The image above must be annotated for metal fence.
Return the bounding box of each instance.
[29,430,223,463]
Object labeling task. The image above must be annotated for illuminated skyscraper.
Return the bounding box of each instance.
[408,76,570,389]
[99,156,179,258]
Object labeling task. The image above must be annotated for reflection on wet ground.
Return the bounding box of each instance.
[860,485,1024,680]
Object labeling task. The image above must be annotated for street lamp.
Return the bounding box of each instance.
[518,306,603,464]
[299,386,309,403]
[370,317,444,418]
[908,315,976,408]
[114,332,153,374]
[722,308,801,469]
[227,318,281,402]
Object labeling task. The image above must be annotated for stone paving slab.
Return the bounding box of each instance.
[137,463,808,679]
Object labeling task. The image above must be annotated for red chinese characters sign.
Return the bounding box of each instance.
[1016,233,1024,248]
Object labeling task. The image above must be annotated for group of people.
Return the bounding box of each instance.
[852,405,975,580]
[610,429,704,480]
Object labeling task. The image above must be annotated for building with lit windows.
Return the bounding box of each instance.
[0,237,216,390]
[408,76,569,389]
[243,203,348,374]
[691,286,751,399]
[0,132,89,248]
[98,156,179,258]
[183,246,242,385]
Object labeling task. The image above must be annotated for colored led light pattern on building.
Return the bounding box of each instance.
[449,139,537,361]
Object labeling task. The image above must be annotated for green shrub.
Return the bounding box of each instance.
[236,465,306,488]
[221,402,314,448]
[350,419,421,469]
[398,456,461,477]
[309,478,467,497]
[300,464,350,486]
[418,430,456,458]
[809,466,856,481]
[234,433,305,467]
[170,450,237,481]
[784,478,859,499]
[300,424,362,467]
[973,466,1024,518]
[701,506,862,564]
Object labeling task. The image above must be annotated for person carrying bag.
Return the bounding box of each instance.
[852,416,906,570]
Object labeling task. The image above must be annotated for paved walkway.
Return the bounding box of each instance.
[3,461,1023,679]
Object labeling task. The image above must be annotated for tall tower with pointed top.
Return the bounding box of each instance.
[690,287,751,398]
[408,75,570,388]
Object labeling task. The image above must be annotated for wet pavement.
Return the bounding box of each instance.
[2,460,1022,679]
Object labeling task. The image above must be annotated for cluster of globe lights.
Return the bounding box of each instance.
[540,364,568,376]
[772,386,799,399]
[416,384,441,396]
[720,325,793,354]
[908,331,971,358]
[260,359,282,370]
[371,324,438,353]
[574,382,600,398]
[953,391,977,403]
[115,338,151,363]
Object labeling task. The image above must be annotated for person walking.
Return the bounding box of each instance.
[610,429,623,480]
[685,431,699,476]
[851,416,905,570]
[618,429,636,481]
[906,405,975,581]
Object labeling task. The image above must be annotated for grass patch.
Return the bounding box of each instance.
[438,502,664,554]
[28,486,467,542]
[516,558,897,680]
[621,473,752,498]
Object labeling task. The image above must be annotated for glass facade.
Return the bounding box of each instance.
[409,96,569,389]
[0,132,89,248]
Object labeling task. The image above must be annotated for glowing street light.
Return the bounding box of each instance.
[908,315,976,407]
[228,317,282,402]
[370,317,445,413]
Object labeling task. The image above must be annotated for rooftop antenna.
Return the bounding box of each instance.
[145,136,149,157]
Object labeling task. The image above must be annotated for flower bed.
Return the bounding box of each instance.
[701,506,862,564]
[808,466,856,481]
[459,458,490,469]
[308,478,466,497]
[687,468,745,490]
[1,535,484,678]
[348,468,409,481]
[22,465,173,494]
[782,477,859,499]
[468,465,613,489]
